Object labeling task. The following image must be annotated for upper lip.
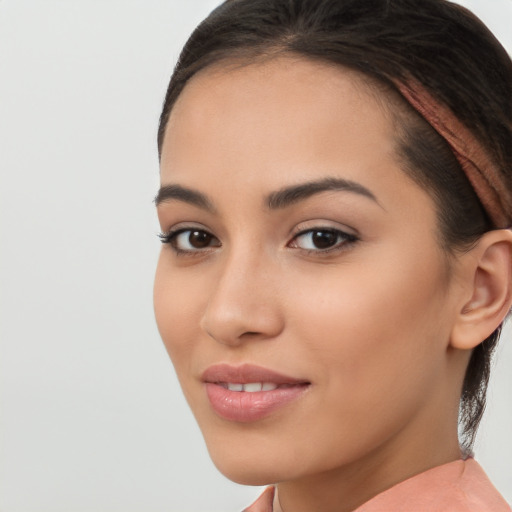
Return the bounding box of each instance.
[202,363,309,385]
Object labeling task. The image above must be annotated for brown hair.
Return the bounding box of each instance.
[157,0,512,451]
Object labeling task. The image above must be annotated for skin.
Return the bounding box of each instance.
[154,57,493,512]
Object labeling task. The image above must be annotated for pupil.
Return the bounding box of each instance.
[189,231,211,248]
[312,231,337,249]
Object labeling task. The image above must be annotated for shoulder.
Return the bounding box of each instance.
[454,458,511,512]
[356,458,511,512]
[242,459,510,512]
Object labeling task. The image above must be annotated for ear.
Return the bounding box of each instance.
[450,229,512,350]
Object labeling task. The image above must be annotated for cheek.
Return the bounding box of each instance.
[264,252,452,470]
[153,254,204,368]
[287,248,451,410]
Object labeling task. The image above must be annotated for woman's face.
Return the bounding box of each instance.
[154,57,464,485]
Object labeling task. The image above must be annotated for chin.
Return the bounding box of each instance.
[203,430,293,486]
[211,456,282,486]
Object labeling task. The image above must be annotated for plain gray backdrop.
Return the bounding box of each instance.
[1,1,511,511]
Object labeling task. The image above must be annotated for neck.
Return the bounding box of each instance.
[274,417,461,512]
[273,348,469,512]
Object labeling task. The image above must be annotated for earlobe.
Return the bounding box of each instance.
[450,229,512,350]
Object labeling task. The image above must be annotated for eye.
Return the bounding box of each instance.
[159,228,220,253]
[289,228,357,252]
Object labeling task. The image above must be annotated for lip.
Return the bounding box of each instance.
[202,363,308,385]
[202,364,310,423]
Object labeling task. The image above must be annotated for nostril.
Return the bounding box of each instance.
[238,331,269,341]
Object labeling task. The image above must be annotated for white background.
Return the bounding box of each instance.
[1,1,511,511]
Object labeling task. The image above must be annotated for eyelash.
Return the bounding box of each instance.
[158,228,220,256]
[289,228,358,254]
[158,227,359,256]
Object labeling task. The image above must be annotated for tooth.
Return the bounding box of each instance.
[262,382,278,391]
[227,383,243,391]
[243,382,263,392]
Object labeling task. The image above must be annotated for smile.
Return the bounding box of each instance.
[220,382,289,392]
[202,364,310,422]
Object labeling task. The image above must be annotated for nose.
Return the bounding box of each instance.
[200,250,284,346]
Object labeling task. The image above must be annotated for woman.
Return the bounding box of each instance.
[153,0,512,510]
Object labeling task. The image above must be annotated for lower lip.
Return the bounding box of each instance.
[205,383,309,423]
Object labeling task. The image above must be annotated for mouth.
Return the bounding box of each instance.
[202,364,310,423]
[217,382,298,392]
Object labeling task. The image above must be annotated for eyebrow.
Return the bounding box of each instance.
[266,177,380,210]
[154,184,215,212]
[154,177,380,212]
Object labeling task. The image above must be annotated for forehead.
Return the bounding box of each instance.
[161,57,397,184]
[170,56,384,118]
[158,55,441,261]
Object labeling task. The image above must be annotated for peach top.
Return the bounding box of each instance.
[244,459,511,512]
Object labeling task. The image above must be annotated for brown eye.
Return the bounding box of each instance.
[290,228,357,252]
[160,228,220,253]
[311,230,338,249]
[188,230,213,248]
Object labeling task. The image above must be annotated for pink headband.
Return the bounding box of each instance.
[394,79,512,229]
